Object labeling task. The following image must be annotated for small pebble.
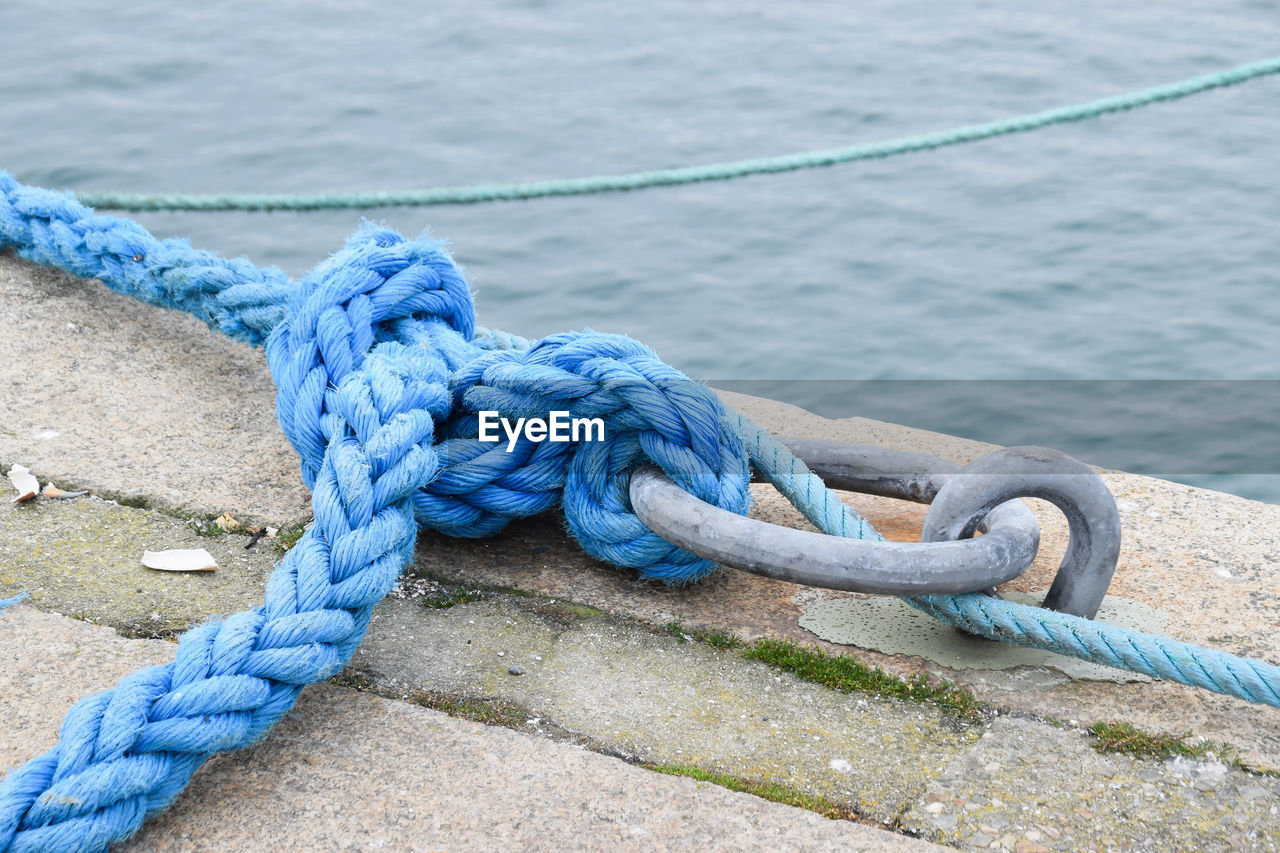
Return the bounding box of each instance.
[508,665,524,676]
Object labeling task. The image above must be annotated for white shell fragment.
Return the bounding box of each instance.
[141,548,218,572]
[7,465,39,503]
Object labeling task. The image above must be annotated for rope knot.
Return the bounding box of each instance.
[421,329,753,582]
[291,225,474,343]
[267,227,471,485]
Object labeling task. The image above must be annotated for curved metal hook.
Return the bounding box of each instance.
[629,440,1041,596]
[921,446,1122,619]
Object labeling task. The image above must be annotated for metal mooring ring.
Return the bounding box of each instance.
[922,446,1122,619]
[628,438,1041,596]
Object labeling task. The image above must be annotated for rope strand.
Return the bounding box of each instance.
[68,55,1280,212]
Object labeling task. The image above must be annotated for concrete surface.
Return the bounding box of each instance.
[0,254,309,527]
[4,251,1280,851]
[350,595,982,823]
[2,606,935,853]
[899,716,1278,851]
[0,494,273,637]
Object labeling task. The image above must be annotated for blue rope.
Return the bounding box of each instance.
[0,172,763,850]
[727,415,1280,707]
[69,55,1280,212]
[908,595,1280,706]
[732,412,878,542]
[1,170,1278,851]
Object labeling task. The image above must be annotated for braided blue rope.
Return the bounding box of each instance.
[2,170,1279,852]
[0,172,764,849]
[0,173,294,346]
[69,55,1280,212]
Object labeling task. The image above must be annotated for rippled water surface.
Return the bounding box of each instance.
[4,2,1279,497]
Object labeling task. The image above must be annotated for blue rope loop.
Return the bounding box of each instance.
[427,330,752,579]
[4,162,1280,852]
[265,225,472,489]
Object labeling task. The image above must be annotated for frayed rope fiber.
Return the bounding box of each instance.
[4,167,1280,851]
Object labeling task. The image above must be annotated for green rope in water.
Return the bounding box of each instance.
[77,56,1280,212]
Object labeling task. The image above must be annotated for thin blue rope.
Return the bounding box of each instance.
[2,170,1279,853]
[732,412,878,542]
[70,55,1280,212]
[777,466,1280,708]
[732,417,1280,707]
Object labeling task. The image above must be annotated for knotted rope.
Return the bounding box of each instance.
[3,170,1280,852]
[0,172,776,850]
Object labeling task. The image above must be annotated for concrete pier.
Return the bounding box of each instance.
[3,252,1279,851]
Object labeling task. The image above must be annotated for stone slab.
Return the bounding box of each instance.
[1,605,936,853]
[898,716,1280,851]
[6,254,1280,849]
[0,494,274,637]
[351,595,982,824]
[0,253,309,527]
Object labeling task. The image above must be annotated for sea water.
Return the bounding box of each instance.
[3,1,1278,499]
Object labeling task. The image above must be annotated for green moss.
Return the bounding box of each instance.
[529,599,603,626]
[409,691,528,728]
[33,477,259,539]
[274,522,307,554]
[422,586,484,609]
[743,637,982,722]
[98,491,152,510]
[329,670,377,692]
[663,620,690,643]
[662,618,742,649]
[554,602,602,618]
[646,764,859,821]
[694,627,743,649]
[330,671,528,728]
[187,515,227,537]
[1089,722,1233,762]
